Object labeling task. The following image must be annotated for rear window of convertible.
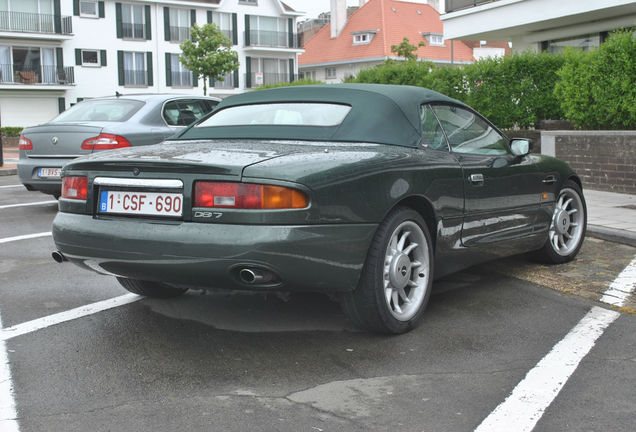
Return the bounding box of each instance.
[195,103,352,127]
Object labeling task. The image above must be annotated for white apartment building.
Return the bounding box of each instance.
[442,0,636,53]
[0,0,304,127]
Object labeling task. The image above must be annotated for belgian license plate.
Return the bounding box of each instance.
[38,167,61,178]
[99,190,183,217]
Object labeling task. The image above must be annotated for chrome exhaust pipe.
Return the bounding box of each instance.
[51,250,67,263]
[238,268,275,285]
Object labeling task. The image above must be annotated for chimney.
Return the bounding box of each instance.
[330,0,347,39]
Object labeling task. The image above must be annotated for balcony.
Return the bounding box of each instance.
[245,30,299,49]
[445,0,498,13]
[170,71,192,88]
[0,10,72,35]
[213,73,235,89]
[0,64,74,86]
[123,69,147,87]
[245,72,296,89]
[121,22,145,39]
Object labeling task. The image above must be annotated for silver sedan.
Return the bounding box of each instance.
[18,94,219,198]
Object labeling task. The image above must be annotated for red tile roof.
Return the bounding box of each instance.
[299,0,474,66]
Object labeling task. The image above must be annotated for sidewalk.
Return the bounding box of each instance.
[0,142,17,176]
[1,142,634,247]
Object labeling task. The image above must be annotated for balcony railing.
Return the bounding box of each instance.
[0,10,72,35]
[171,71,192,87]
[0,64,74,85]
[169,26,190,42]
[213,73,234,89]
[124,69,147,86]
[245,30,299,48]
[122,22,144,39]
[246,72,296,88]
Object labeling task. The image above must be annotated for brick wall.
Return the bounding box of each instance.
[541,131,636,194]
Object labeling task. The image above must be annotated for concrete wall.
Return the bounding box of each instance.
[541,131,636,194]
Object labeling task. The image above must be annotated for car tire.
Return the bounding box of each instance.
[341,207,434,334]
[116,277,188,298]
[532,179,587,264]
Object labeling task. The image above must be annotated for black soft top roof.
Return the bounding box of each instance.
[177,84,466,147]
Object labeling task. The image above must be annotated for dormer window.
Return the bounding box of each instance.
[351,30,377,46]
[422,32,444,46]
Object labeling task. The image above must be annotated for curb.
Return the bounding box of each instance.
[0,167,17,176]
[587,225,636,248]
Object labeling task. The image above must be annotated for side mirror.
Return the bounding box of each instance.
[510,138,533,157]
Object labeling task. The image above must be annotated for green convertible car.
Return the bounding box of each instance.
[52,84,586,334]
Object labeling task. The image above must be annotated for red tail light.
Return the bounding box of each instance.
[62,176,88,200]
[194,182,308,209]
[81,133,131,150]
[18,134,33,150]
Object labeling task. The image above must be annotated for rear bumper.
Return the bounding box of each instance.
[52,212,377,293]
[17,156,75,194]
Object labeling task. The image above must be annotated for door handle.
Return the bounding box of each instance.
[542,175,557,185]
[469,173,484,185]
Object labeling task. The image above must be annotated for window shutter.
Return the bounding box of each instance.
[115,3,122,38]
[98,1,105,18]
[190,9,196,26]
[289,58,294,82]
[100,50,107,67]
[245,56,251,88]
[207,11,212,24]
[244,15,250,46]
[75,49,82,65]
[58,97,66,113]
[56,47,63,75]
[54,0,61,34]
[117,50,124,85]
[163,7,170,41]
[233,69,239,88]
[144,5,151,40]
[146,52,153,86]
[192,71,198,87]
[232,13,238,45]
[165,53,172,86]
[73,0,79,16]
[288,18,294,48]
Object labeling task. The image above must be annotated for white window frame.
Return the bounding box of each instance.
[121,3,146,40]
[168,7,190,42]
[123,51,147,87]
[169,53,192,88]
[353,34,370,45]
[325,67,336,79]
[79,0,98,18]
[81,49,100,67]
[239,0,258,5]
[211,11,233,42]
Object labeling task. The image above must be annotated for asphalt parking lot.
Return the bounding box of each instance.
[1,174,635,432]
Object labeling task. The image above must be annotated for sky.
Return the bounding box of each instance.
[284,0,361,19]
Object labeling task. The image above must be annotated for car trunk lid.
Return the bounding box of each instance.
[23,123,104,157]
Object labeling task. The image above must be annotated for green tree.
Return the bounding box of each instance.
[391,37,426,61]
[179,23,239,95]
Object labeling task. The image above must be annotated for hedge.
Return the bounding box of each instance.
[0,127,23,137]
[254,78,324,91]
[554,30,636,129]
[347,30,635,130]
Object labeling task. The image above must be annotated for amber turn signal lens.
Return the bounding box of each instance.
[194,182,308,209]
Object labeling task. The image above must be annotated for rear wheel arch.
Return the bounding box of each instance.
[389,196,438,252]
[568,175,583,190]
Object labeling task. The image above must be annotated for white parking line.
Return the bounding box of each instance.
[474,306,619,432]
[0,201,57,210]
[0,294,142,342]
[600,256,636,307]
[0,185,23,189]
[0,232,52,244]
[0,311,20,432]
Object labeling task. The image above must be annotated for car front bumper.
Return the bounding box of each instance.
[52,212,378,293]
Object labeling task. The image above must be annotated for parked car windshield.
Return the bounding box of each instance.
[196,103,352,127]
[51,99,145,123]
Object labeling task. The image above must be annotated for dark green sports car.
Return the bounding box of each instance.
[52,84,587,334]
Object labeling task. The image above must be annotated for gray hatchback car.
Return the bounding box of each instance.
[18,93,220,198]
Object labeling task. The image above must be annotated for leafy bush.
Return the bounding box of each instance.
[254,78,325,90]
[0,127,23,137]
[555,30,636,129]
